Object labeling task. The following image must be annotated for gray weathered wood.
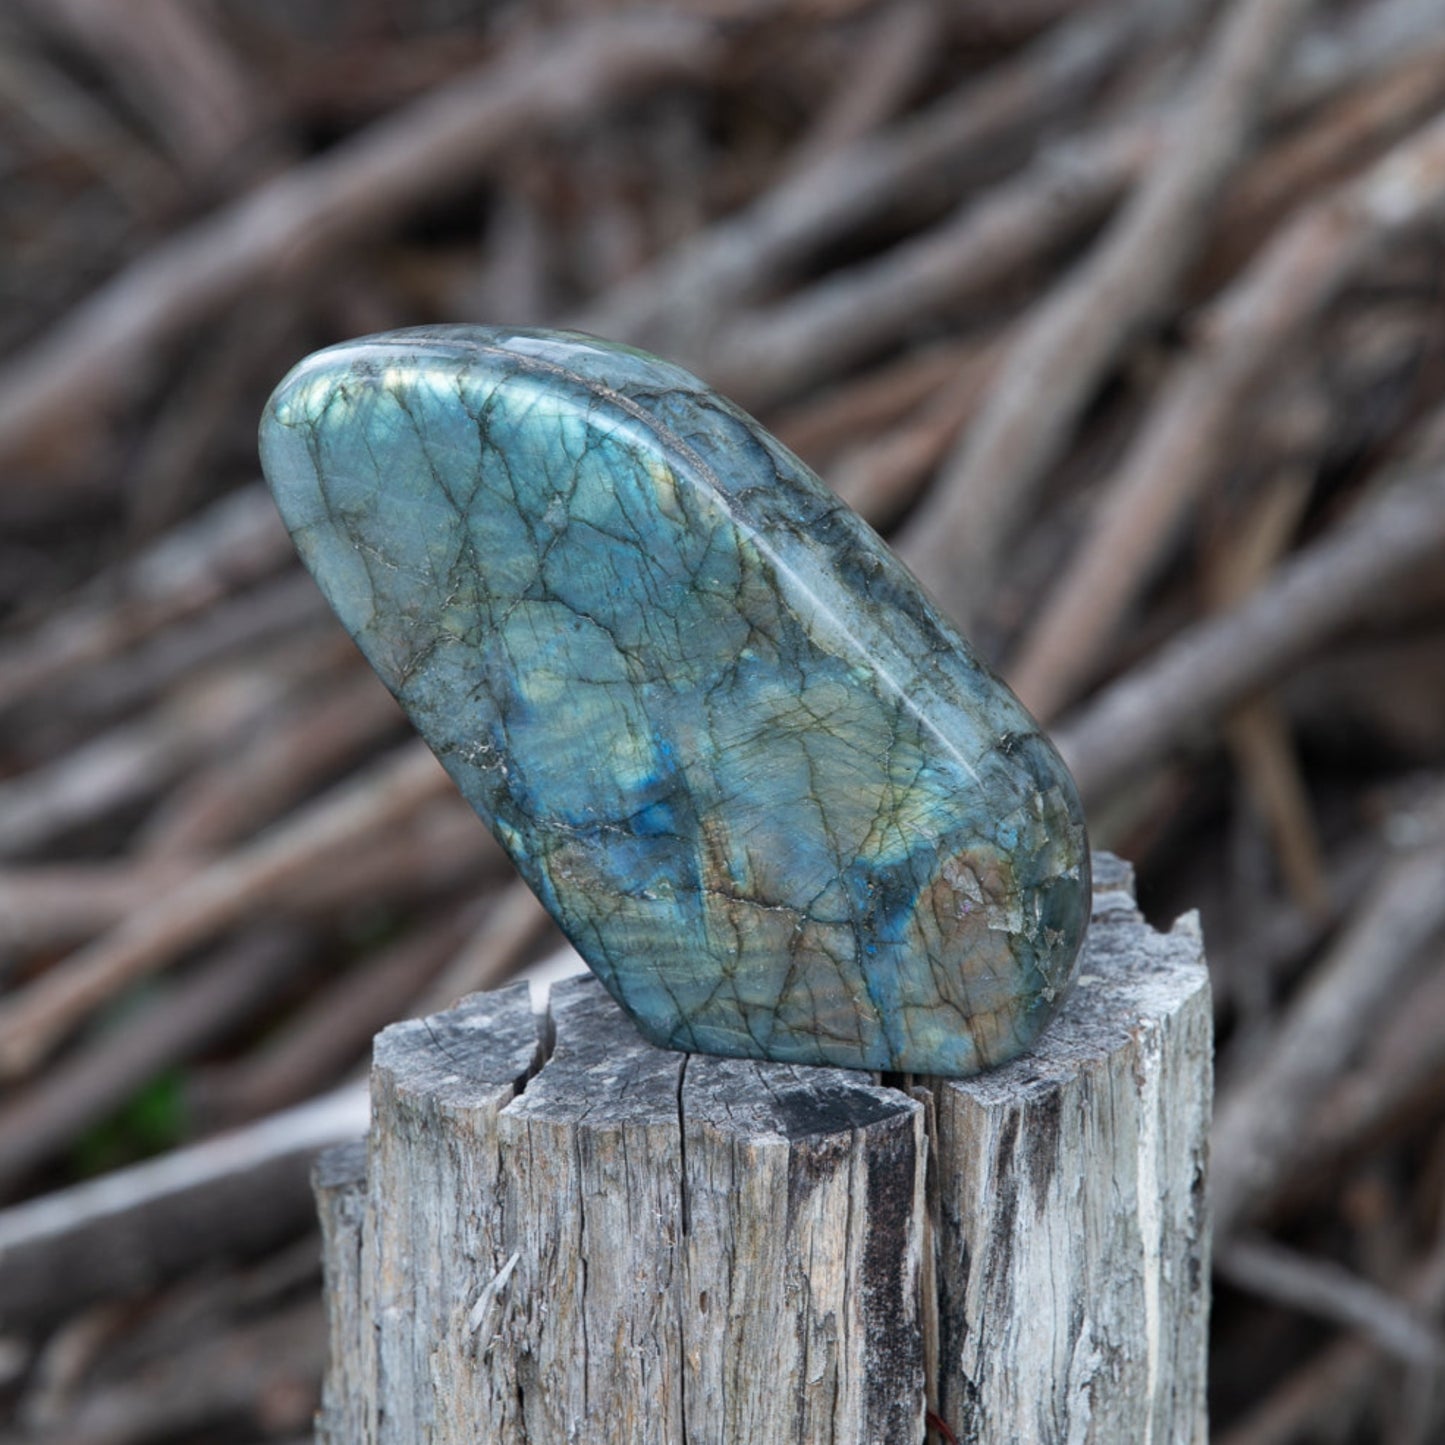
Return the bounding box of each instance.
[680,1051,925,1443]
[362,986,542,1444]
[312,1139,367,1445]
[931,852,1212,1442]
[316,852,1211,1443]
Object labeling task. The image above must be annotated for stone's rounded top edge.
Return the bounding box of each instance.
[260,323,712,433]
[288,322,629,369]
[351,323,677,370]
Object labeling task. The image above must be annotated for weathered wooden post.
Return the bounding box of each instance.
[314,852,1211,1443]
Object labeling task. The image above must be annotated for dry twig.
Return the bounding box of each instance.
[1218,1192,1445,1445]
[194,904,481,1126]
[709,124,1151,408]
[829,336,1006,525]
[0,16,717,462]
[137,665,402,857]
[1205,36,1445,282]
[1055,463,1445,804]
[1205,471,1327,915]
[1261,963,1445,1223]
[1217,1235,1445,1368]
[0,744,452,1079]
[0,928,309,1194]
[0,668,288,858]
[1210,785,1445,1240]
[416,875,554,1014]
[19,0,264,180]
[897,0,1320,627]
[581,1,1151,355]
[0,800,493,958]
[0,487,288,711]
[0,1082,367,1332]
[1009,111,1445,718]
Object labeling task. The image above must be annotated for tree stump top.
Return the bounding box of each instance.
[317,850,1211,1443]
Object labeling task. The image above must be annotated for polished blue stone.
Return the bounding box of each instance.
[259,327,1090,1076]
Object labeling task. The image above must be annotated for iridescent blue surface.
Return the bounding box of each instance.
[259,327,1089,1076]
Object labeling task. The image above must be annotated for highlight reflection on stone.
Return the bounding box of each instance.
[259,327,1090,1076]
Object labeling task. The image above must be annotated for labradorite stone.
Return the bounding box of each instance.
[259,326,1089,1076]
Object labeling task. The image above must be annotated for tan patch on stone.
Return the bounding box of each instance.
[909,847,1024,1028]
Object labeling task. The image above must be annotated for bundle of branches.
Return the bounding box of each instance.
[1,1,1444,1440]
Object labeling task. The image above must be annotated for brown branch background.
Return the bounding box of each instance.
[1,1,1444,1440]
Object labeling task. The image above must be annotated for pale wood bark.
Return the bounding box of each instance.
[315,852,1211,1443]
[931,852,1213,1442]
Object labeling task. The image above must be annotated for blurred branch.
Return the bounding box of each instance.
[1205,36,1445,282]
[191,904,480,1127]
[1217,1235,1445,1368]
[40,575,330,731]
[777,0,939,177]
[708,122,1150,407]
[0,36,174,216]
[0,928,310,1195]
[1218,1195,1445,1445]
[897,0,1319,626]
[0,15,717,464]
[0,745,452,1079]
[580,0,1150,354]
[0,1082,367,1332]
[415,875,554,1015]
[0,800,495,956]
[1284,0,1445,114]
[1261,962,1445,1222]
[0,860,190,956]
[1056,461,1445,803]
[829,334,1006,525]
[0,487,289,713]
[1205,470,1327,916]
[12,1299,324,1444]
[19,0,265,180]
[0,668,288,858]
[136,666,403,857]
[1210,785,1445,1240]
[771,342,969,465]
[1009,110,1445,719]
